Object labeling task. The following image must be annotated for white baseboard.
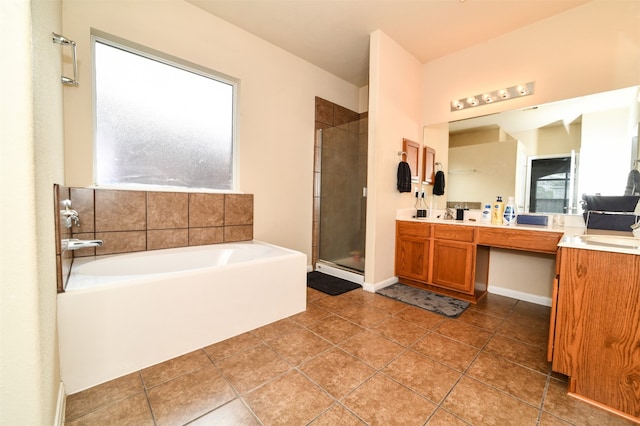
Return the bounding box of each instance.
[488,286,552,307]
[54,382,66,426]
[362,276,398,293]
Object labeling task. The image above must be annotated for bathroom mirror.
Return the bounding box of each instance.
[446,85,640,214]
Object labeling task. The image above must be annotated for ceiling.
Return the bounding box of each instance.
[186,0,589,87]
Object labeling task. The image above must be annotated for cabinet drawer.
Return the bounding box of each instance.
[432,224,475,242]
[397,221,430,237]
[477,228,561,253]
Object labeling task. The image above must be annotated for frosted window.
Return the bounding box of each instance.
[94,40,235,190]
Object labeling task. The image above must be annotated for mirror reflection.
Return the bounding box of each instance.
[448,86,640,214]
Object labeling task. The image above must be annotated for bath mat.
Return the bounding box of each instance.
[307,271,361,296]
[377,283,469,318]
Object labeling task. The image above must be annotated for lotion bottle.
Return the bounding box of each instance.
[491,196,504,225]
[503,196,518,226]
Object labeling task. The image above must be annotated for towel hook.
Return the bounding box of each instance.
[52,32,79,86]
[398,151,407,160]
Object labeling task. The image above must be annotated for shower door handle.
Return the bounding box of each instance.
[362,187,367,197]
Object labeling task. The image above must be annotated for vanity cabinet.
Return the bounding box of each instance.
[549,247,640,421]
[395,221,430,282]
[395,221,487,302]
[431,225,475,294]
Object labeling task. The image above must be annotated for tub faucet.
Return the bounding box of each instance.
[60,199,80,228]
[62,238,103,251]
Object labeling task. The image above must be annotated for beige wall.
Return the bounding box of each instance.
[1,0,65,424]
[62,0,361,262]
[422,1,640,127]
[366,30,423,285]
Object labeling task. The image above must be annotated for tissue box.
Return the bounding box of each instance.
[516,215,548,226]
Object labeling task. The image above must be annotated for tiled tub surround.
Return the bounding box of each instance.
[55,185,253,292]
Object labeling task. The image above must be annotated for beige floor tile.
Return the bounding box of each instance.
[300,348,375,398]
[483,334,551,374]
[215,343,291,393]
[290,303,331,327]
[382,350,461,403]
[339,330,405,369]
[392,305,447,330]
[203,331,261,361]
[244,370,334,425]
[336,289,377,305]
[372,316,430,346]
[365,295,409,315]
[147,365,235,426]
[307,314,365,344]
[543,378,636,425]
[442,376,539,425]
[251,317,303,341]
[468,293,517,318]
[457,308,505,331]
[343,373,436,425]
[307,287,328,303]
[435,319,493,348]
[497,319,549,349]
[412,333,479,372]
[538,411,574,425]
[65,372,144,421]
[426,409,471,425]
[188,399,259,425]
[65,392,153,426]
[309,404,366,425]
[337,303,392,328]
[466,352,548,406]
[268,328,332,366]
[312,294,358,314]
[141,349,212,389]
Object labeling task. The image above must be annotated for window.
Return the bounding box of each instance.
[526,153,578,213]
[93,37,236,190]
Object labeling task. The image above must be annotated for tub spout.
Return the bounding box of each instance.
[63,238,103,251]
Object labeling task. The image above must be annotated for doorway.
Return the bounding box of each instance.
[313,98,367,275]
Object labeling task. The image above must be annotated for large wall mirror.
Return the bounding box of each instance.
[446,85,640,214]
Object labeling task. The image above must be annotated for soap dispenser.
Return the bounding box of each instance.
[491,196,504,225]
[503,196,517,226]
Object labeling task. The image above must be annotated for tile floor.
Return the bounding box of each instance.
[65,287,635,425]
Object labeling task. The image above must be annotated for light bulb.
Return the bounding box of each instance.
[451,100,464,110]
[517,85,529,95]
[466,96,479,107]
[482,93,494,103]
[498,89,511,99]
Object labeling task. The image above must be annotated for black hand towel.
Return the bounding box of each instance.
[433,170,445,195]
[397,161,412,193]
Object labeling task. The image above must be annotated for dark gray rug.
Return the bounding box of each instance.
[377,283,470,318]
[307,271,361,296]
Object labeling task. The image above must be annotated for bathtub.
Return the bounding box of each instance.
[57,241,307,394]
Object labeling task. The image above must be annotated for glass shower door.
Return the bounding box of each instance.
[318,118,367,273]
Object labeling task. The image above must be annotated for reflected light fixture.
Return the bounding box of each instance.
[451,82,535,111]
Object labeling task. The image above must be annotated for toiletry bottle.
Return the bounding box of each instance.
[503,196,517,226]
[491,196,504,225]
[481,204,491,223]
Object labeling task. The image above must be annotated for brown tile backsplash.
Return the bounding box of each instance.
[225,194,253,226]
[55,185,254,292]
[147,192,188,230]
[95,190,147,232]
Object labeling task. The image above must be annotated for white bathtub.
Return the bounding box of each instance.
[57,241,307,394]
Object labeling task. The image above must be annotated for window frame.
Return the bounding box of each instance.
[91,32,239,193]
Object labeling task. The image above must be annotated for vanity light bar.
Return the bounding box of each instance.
[451,82,535,112]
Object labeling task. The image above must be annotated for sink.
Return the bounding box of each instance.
[580,235,640,249]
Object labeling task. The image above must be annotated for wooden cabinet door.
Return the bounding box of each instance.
[395,234,430,282]
[553,248,640,418]
[431,239,474,294]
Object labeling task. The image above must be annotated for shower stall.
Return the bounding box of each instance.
[313,98,367,276]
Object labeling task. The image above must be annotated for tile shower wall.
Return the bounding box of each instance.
[54,184,253,292]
